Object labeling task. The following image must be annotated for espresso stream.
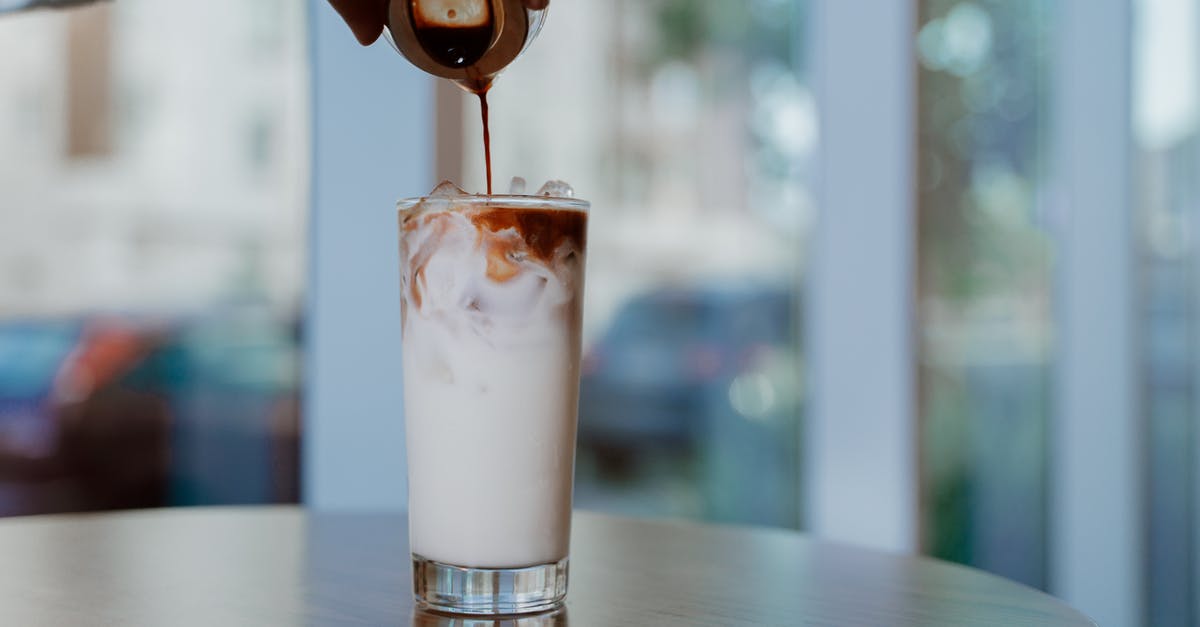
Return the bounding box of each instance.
[411,2,499,194]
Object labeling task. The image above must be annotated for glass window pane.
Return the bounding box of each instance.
[917,0,1053,589]
[453,0,810,528]
[1134,0,1200,624]
[0,2,308,513]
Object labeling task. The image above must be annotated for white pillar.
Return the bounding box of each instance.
[1051,0,1141,624]
[805,0,918,553]
[305,0,434,510]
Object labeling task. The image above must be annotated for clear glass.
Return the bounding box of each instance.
[450,0,808,530]
[412,606,568,626]
[916,0,1052,589]
[397,193,589,615]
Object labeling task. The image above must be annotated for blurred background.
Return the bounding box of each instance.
[0,0,1192,625]
[0,0,307,513]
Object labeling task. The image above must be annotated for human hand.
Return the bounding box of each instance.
[328,0,549,46]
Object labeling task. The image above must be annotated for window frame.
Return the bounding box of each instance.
[1049,1,1142,624]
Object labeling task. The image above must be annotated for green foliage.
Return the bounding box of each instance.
[647,0,800,70]
[917,0,1052,587]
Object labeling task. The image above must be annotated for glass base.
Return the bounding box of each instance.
[412,555,569,616]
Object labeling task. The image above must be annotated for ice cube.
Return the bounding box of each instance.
[508,177,527,195]
[536,180,575,198]
[428,180,468,198]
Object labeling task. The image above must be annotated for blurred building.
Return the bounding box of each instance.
[0,1,308,318]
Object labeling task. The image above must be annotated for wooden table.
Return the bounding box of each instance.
[0,506,1091,626]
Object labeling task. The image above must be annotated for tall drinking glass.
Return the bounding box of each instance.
[397,192,588,615]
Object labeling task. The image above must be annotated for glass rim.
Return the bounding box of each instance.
[396,194,590,215]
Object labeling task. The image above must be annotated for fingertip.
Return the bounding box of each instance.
[353,25,385,46]
[329,0,389,46]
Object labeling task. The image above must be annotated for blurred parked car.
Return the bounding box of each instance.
[0,321,78,421]
[580,285,796,444]
[577,285,802,526]
[0,309,301,516]
[0,321,81,514]
[0,319,169,514]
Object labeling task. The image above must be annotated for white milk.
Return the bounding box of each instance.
[400,201,586,568]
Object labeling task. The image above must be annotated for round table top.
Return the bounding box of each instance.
[0,506,1091,626]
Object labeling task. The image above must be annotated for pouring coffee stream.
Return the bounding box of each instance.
[385,0,550,194]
